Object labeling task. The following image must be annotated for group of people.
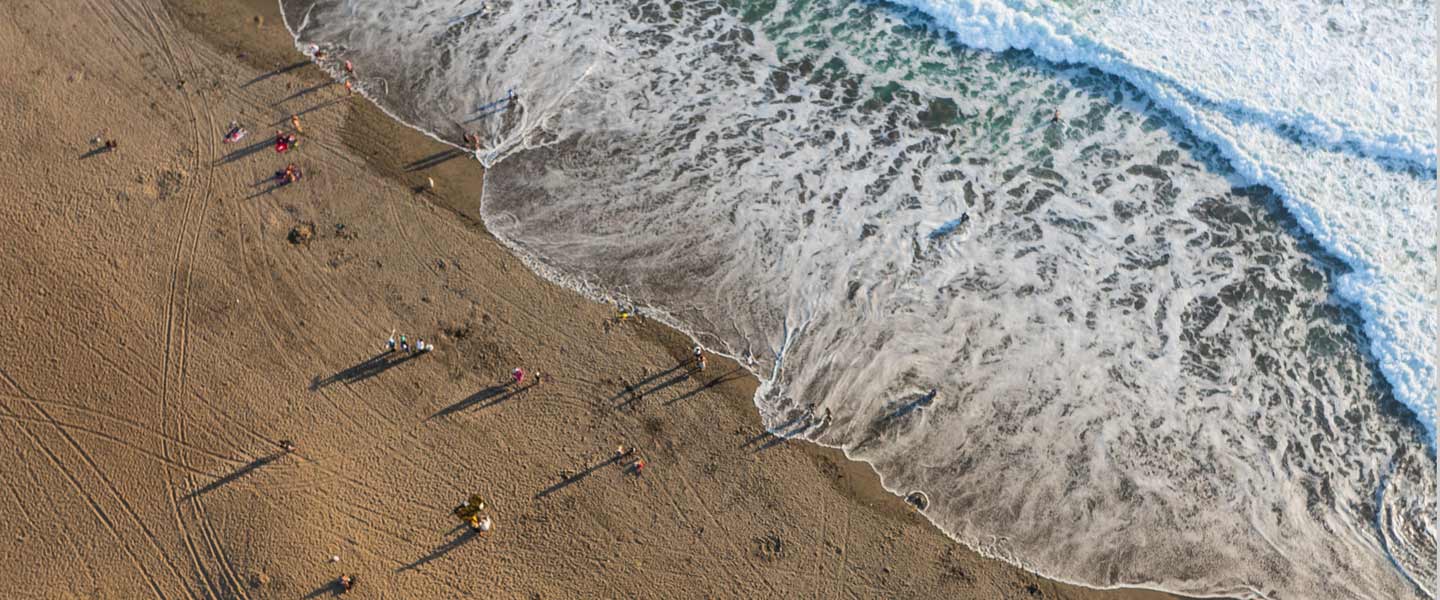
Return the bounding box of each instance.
[221,117,306,186]
[275,163,303,185]
[453,494,494,533]
[274,130,298,153]
[306,44,358,96]
[386,330,432,355]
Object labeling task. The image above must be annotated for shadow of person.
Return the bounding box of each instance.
[430,382,536,419]
[311,351,418,390]
[185,453,282,499]
[302,576,350,599]
[397,529,478,572]
[534,451,628,499]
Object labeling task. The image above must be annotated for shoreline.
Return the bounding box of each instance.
[201,0,1205,597]
[258,6,1215,599]
[0,0,1194,597]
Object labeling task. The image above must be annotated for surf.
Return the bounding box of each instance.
[278,0,1438,597]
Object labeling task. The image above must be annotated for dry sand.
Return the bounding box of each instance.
[0,0,1187,598]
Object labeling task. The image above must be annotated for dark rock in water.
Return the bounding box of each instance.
[918,97,959,130]
[860,223,879,241]
[1125,163,1169,181]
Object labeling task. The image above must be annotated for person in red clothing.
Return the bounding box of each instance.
[274,131,297,153]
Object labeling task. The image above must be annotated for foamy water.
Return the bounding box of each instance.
[280,0,1437,598]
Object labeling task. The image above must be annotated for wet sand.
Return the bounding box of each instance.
[0,0,1187,597]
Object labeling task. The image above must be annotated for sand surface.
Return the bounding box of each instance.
[0,0,1185,598]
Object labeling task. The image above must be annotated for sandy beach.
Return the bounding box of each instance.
[0,0,1189,598]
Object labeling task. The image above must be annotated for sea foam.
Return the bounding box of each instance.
[896,0,1438,441]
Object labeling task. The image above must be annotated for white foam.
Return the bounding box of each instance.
[895,0,1438,441]
[278,0,1437,597]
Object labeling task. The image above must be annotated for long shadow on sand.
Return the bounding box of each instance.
[270,97,345,127]
[662,368,746,406]
[273,81,334,106]
[742,412,816,453]
[242,60,311,89]
[534,452,631,499]
[78,146,113,160]
[404,148,469,172]
[430,382,535,419]
[608,362,693,409]
[303,577,352,599]
[311,351,419,390]
[185,453,282,499]
[397,529,479,572]
[216,137,275,166]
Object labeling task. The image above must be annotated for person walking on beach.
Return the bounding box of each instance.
[511,367,525,387]
[337,574,355,593]
[385,330,396,353]
[290,114,303,133]
[399,335,409,353]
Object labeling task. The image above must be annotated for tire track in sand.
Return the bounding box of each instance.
[137,1,257,596]
[0,368,199,600]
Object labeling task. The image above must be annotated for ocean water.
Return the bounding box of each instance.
[279,0,1437,598]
